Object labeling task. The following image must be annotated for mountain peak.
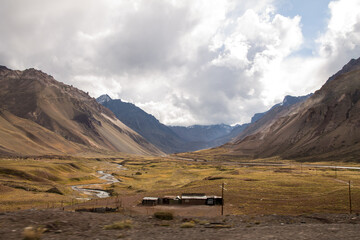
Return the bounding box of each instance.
[281,94,312,107]
[96,94,112,104]
[251,94,312,124]
[327,57,360,82]
[0,65,10,70]
[0,66,11,76]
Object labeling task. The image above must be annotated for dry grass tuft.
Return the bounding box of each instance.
[22,226,45,240]
[180,221,195,228]
[193,219,209,225]
[205,224,232,228]
[154,211,174,220]
[103,220,132,230]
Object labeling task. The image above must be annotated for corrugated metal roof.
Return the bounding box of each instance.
[181,196,207,200]
[143,197,158,201]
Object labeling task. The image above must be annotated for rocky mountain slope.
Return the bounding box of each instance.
[250,94,312,124]
[232,94,311,144]
[0,66,162,156]
[98,96,187,153]
[98,96,247,153]
[97,94,309,154]
[226,57,360,160]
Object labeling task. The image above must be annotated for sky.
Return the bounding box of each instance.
[1,0,360,126]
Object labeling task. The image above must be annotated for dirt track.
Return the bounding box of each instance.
[1,209,360,240]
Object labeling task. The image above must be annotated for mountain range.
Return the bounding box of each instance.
[97,96,248,153]
[97,93,309,153]
[0,56,358,160]
[0,66,162,156]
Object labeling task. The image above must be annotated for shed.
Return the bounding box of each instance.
[206,196,223,205]
[181,193,207,205]
[142,197,158,206]
[160,196,181,205]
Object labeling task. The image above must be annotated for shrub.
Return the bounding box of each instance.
[154,211,173,220]
[103,220,132,230]
[22,226,45,240]
[180,221,195,228]
[194,219,209,225]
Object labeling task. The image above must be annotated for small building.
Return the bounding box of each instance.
[142,197,158,206]
[142,194,223,206]
[159,196,181,205]
[206,196,223,205]
[181,193,207,205]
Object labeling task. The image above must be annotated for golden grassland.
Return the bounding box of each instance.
[0,157,108,211]
[0,154,360,215]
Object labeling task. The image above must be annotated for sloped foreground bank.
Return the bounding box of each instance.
[0,209,359,240]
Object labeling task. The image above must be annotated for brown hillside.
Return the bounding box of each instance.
[0,66,162,156]
[226,58,360,161]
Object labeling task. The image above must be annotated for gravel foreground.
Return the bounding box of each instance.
[0,209,360,240]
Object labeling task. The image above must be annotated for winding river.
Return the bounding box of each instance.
[71,170,120,199]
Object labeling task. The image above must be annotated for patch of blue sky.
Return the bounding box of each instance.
[276,0,331,57]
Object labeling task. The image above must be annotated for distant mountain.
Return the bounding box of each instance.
[250,94,312,124]
[97,96,247,153]
[96,94,112,104]
[231,94,312,145]
[0,66,162,156]
[226,57,360,161]
[169,124,246,151]
[205,123,249,147]
[169,124,233,142]
[97,93,311,154]
[98,96,189,153]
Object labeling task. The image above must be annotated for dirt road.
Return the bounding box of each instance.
[1,209,359,240]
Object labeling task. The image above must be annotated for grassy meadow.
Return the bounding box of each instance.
[0,154,359,215]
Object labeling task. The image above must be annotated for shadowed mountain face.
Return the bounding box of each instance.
[98,96,247,153]
[226,57,360,161]
[98,97,188,153]
[0,66,162,156]
[97,93,309,154]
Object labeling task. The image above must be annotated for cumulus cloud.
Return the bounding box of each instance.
[317,0,360,72]
[0,0,359,126]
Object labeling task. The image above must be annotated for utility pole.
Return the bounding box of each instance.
[221,182,224,216]
[349,180,352,214]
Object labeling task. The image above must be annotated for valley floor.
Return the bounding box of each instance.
[1,155,360,239]
[0,209,360,240]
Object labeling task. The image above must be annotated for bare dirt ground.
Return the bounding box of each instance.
[1,209,360,240]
